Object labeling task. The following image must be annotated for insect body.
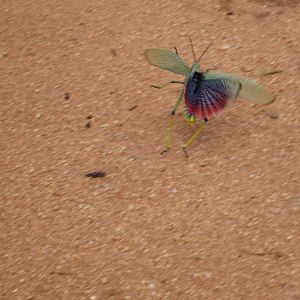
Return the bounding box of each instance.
[145,44,274,156]
[184,65,241,123]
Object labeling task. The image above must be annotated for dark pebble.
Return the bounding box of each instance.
[265,111,279,119]
[128,105,138,111]
[86,171,106,178]
[64,92,70,100]
[111,49,117,56]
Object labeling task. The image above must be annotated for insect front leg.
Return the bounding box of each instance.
[182,119,207,157]
[160,90,184,155]
[151,80,184,89]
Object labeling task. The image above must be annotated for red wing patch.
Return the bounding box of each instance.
[184,73,241,120]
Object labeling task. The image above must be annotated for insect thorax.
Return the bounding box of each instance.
[184,66,203,125]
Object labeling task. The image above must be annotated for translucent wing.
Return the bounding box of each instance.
[145,48,191,76]
[204,71,274,104]
[185,73,241,120]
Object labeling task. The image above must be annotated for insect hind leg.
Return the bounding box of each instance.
[182,120,207,157]
[160,90,184,155]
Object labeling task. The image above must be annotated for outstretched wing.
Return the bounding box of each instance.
[204,71,274,104]
[145,48,191,76]
[185,73,241,120]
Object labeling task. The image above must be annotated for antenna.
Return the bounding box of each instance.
[189,36,197,62]
[197,41,213,63]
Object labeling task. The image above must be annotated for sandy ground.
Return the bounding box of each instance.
[1,0,300,299]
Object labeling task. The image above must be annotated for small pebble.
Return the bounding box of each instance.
[264,111,279,119]
[0,51,8,58]
[111,48,117,56]
[102,277,108,284]
[64,92,70,100]
[128,204,135,210]
[128,105,138,111]
[262,70,283,76]
[86,171,106,178]
[220,44,230,50]
[203,272,212,279]
[241,65,254,72]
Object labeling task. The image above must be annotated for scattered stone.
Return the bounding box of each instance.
[64,92,70,100]
[111,48,117,56]
[119,146,126,153]
[121,246,130,252]
[128,204,135,210]
[220,44,230,50]
[112,120,121,125]
[264,110,279,119]
[199,161,207,167]
[241,65,254,72]
[203,272,212,279]
[86,171,106,178]
[262,70,283,76]
[171,187,177,193]
[85,121,91,128]
[219,0,233,15]
[272,251,283,259]
[0,51,9,58]
[128,105,138,111]
[102,277,108,284]
[255,11,271,19]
